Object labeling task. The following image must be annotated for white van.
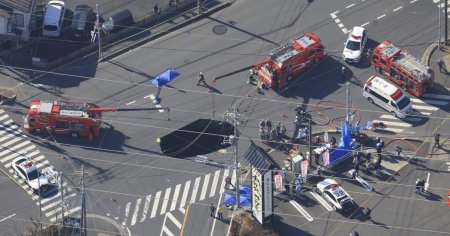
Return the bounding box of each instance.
[363,75,413,118]
[42,1,66,37]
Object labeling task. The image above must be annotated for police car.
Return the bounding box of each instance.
[316,179,355,212]
[343,26,368,63]
[12,156,49,193]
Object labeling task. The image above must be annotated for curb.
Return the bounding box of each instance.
[100,2,232,62]
[86,214,129,236]
[422,42,438,66]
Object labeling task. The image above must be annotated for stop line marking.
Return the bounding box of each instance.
[289,200,313,221]
[309,191,333,211]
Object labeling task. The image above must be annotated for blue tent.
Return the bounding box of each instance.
[223,185,252,206]
[150,68,180,88]
[329,121,353,165]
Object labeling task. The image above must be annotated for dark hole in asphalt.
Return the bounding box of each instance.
[212,25,227,35]
[160,119,234,158]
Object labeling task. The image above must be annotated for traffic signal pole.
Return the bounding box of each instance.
[445,0,448,45]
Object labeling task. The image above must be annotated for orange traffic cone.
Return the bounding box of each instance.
[110,197,117,203]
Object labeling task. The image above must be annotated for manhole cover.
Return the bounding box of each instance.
[212,25,227,35]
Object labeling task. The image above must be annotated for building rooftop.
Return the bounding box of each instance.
[0,0,35,13]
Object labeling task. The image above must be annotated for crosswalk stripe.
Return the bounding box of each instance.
[383,127,405,133]
[122,201,131,226]
[0,141,32,156]
[374,120,412,127]
[130,198,142,226]
[209,170,220,198]
[41,190,63,204]
[0,145,35,163]
[413,104,439,111]
[433,0,439,3]
[421,93,450,100]
[26,151,41,159]
[167,211,182,229]
[411,98,448,106]
[36,159,50,169]
[150,191,161,219]
[160,188,171,215]
[289,200,313,221]
[309,191,333,211]
[199,174,210,201]
[190,177,201,204]
[179,181,191,208]
[0,126,24,138]
[161,225,175,236]
[41,192,77,211]
[2,150,26,164]
[0,110,4,114]
[0,136,22,148]
[379,114,422,122]
[0,115,9,121]
[140,195,152,222]
[220,169,230,194]
[411,110,431,116]
[33,155,45,162]
[170,184,181,212]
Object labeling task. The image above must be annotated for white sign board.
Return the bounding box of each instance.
[252,166,263,223]
[274,174,282,191]
[301,160,309,178]
[263,170,273,218]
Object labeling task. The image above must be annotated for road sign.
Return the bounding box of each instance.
[301,160,309,178]
[274,174,282,190]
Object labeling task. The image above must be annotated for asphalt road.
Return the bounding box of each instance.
[1,0,450,235]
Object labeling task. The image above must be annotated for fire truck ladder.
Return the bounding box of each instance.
[395,52,429,82]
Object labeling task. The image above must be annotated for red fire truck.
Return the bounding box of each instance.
[24,100,168,141]
[250,32,325,90]
[371,41,434,97]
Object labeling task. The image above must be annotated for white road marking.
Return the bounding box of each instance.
[126,101,136,106]
[421,93,450,100]
[170,184,181,212]
[220,169,230,194]
[342,28,349,34]
[413,104,439,111]
[393,6,403,12]
[410,98,448,106]
[179,207,185,214]
[433,0,439,3]
[209,170,220,198]
[36,159,50,169]
[346,3,355,8]
[334,19,341,23]
[0,137,22,148]
[374,120,412,127]
[289,200,313,221]
[384,127,405,133]
[338,23,344,28]
[179,180,191,208]
[167,211,182,229]
[0,115,9,121]
[331,10,339,15]
[190,177,201,203]
[160,188,171,215]
[377,14,386,19]
[379,114,422,123]
[0,144,35,162]
[150,191,161,219]
[144,94,153,99]
[140,195,151,222]
[309,191,333,211]
[410,110,431,116]
[41,190,63,204]
[122,201,131,226]
[130,198,142,226]
[161,225,174,236]
[0,214,16,223]
[200,174,210,201]
[410,0,418,3]
[361,22,370,27]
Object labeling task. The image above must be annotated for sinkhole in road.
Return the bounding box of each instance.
[159,119,234,158]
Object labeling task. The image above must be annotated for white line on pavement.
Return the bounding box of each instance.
[289,200,313,221]
[374,120,412,127]
[167,211,182,229]
[331,10,339,15]
[179,180,191,208]
[170,184,181,212]
[200,173,210,201]
[346,3,355,8]
[393,6,403,12]
[150,191,161,219]
[140,195,151,222]
[338,23,344,28]
[209,170,220,198]
[122,202,131,226]
[190,177,201,203]
[410,98,448,106]
[0,214,15,223]
[377,14,386,19]
[309,191,333,211]
[413,104,439,111]
[379,114,422,123]
[361,22,370,27]
[160,216,174,236]
[334,19,341,23]
[383,127,405,133]
[130,198,142,226]
[410,0,417,3]
[160,187,171,215]
[126,101,136,106]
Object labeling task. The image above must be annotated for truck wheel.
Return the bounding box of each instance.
[391,111,398,117]
[71,132,78,138]
[368,97,374,104]
[375,67,381,73]
[35,128,41,134]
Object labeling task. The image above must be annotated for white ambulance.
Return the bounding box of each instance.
[363,75,413,118]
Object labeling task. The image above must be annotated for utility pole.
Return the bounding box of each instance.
[233,106,240,208]
[95,4,103,59]
[81,165,86,236]
[439,0,442,48]
[38,175,42,231]
[345,82,350,122]
[308,118,312,165]
[60,172,65,226]
[446,0,448,45]
[197,0,202,15]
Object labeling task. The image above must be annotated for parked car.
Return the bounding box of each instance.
[316,179,355,212]
[12,156,49,193]
[71,5,94,39]
[101,9,133,35]
[43,0,66,37]
[342,26,368,63]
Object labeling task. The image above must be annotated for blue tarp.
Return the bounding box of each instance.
[150,68,180,88]
[223,185,252,206]
[329,121,353,165]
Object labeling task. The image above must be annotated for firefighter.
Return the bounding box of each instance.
[197,72,206,86]
[266,119,272,131]
[153,3,159,14]
[438,58,445,73]
[247,75,255,85]
[395,145,402,157]
[434,133,440,148]
[341,66,346,80]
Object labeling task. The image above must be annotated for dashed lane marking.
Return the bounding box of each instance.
[377,14,386,19]
[126,101,136,106]
[346,3,355,8]
[361,22,370,27]
[410,0,418,3]
[393,6,403,12]
[289,200,313,221]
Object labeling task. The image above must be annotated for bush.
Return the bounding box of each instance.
[230,212,278,236]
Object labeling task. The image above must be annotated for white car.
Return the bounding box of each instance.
[42,1,66,37]
[343,26,368,63]
[316,179,354,212]
[12,156,49,193]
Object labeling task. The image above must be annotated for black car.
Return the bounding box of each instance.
[71,5,94,39]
